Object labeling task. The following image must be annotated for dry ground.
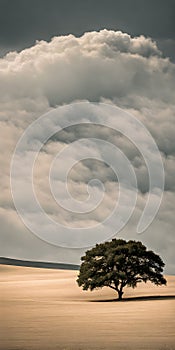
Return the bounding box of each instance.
[0,265,175,350]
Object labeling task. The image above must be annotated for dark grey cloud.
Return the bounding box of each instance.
[0,0,175,60]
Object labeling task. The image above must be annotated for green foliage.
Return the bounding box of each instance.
[77,239,167,300]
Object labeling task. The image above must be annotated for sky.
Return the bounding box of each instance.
[0,1,175,273]
[0,0,175,60]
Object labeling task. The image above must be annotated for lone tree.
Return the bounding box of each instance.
[77,239,167,300]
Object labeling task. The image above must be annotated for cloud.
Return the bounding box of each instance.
[1,29,175,111]
[0,30,175,271]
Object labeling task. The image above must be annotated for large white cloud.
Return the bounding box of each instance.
[0,30,175,272]
[1,29,175,108]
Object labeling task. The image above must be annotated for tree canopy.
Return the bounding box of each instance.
[77,239,167,300]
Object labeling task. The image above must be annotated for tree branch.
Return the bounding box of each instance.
[107,285,118,291]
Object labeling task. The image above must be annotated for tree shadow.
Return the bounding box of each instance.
[90,295,175,302]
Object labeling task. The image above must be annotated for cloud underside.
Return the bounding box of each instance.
[0,30,175,272]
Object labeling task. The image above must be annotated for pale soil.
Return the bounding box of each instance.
[0,265,175,350]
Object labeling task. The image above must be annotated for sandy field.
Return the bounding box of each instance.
[0,265,175,350]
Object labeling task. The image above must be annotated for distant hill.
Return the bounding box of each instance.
[0,257,80,270]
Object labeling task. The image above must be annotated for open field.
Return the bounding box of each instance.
[0,265,175,350]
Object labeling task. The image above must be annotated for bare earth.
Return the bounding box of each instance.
[0,265,175,350]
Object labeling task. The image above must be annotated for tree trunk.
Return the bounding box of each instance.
[118,289,124,300]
